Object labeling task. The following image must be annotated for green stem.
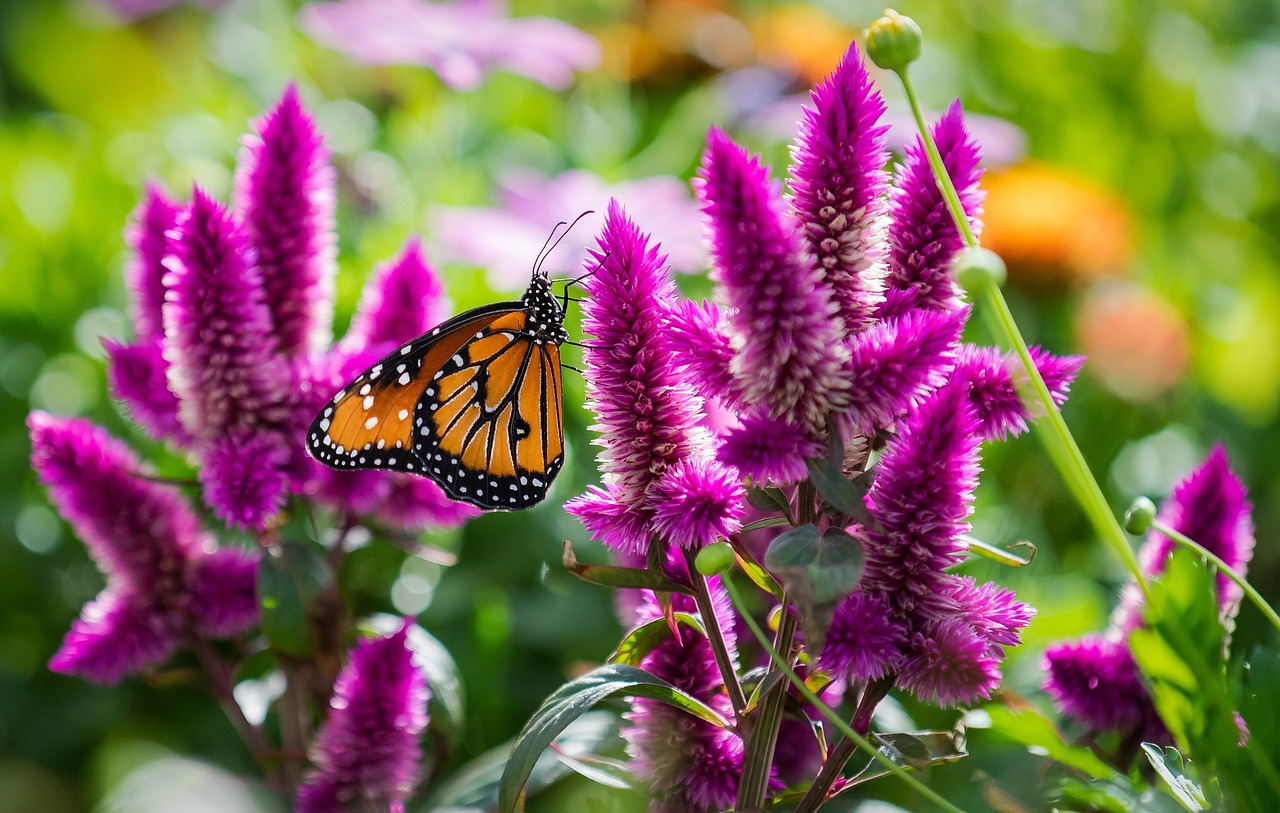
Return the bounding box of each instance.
[685,550,749,717]
[896,65,1148,599]
[736,600,798,811]
[1151,520,1280,637]
[722,578,969,813]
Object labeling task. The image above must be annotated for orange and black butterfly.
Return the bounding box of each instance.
[306,242,574,511]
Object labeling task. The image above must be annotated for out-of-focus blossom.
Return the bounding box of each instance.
[432,168,707,289]
[982,163,1132,286]
[297,622,430,813]
[751,4,857,85]
[1045,445,1254,744]
[299,0,600,91]
[1074,282,1190,402]
[30,413,258,684]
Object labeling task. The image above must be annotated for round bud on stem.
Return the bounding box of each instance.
[695,541,736,576]
[866,9,923,73]
[954,246,1008,290]
[1124,497,1157,535]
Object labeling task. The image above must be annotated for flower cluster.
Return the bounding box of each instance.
[1044,446,1255,742]
[566,42,1084,811]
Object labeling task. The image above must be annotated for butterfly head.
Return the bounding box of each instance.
[522,275,568,345]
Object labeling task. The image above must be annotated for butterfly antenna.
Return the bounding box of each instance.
[534,210,595,280]
[532,219,570,280]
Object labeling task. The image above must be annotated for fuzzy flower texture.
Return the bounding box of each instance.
[32,85,477,684]
[570,44,1084,803]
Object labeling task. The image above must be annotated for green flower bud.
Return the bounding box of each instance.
[954,246,1008,290]
[866,9,923,73]
[1125,497,1157,535]
[695,541,737,576]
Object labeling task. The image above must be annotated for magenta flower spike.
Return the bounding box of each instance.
[624,585,744,813]
[789,42,891,335]
[665,298,738,405]
[340,237,448,358]
[234,84,338,358]
[696,128,848,430]
[163,186,290,439]
[297,622,430,813]
[954,345,1084,441]
[125,183,181,342]
[1044,445,1253,742]
[104,338,186,443]
[718,408,822,486]
[565,201,711,554]
[29,413,259,683]
[882,100,985,317]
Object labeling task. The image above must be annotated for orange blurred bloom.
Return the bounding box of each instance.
[1074,282,1190,401]
[751,4,859,85]
[983,163,1133,286]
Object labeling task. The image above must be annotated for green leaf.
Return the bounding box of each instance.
[764,525,865,651]
[833,729,968,793]
[1240,646,1280,761]
[738,516,794,533]
[804,455,875,526]
[562,541,692,594]
[608,613,706,667]
[730,537,784,600]
[257,540,328,657]
[980,703,1119,781]
[960,535,1036,567]
[745,485,791,516]
[1142,743,1209,811]
[499,664,730,813]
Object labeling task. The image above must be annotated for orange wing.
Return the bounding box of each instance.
[414,311,565,510]
[306,304,522,475]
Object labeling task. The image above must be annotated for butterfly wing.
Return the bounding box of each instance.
[413,310,564,510]
[306,303,523,475]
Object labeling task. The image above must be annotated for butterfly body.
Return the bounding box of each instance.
[307,274,566,510]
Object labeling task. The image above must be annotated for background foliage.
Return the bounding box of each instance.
[1,0,1278,810]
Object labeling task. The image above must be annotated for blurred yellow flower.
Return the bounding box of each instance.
[1074,282,1189,402]
[982,163,1132,286]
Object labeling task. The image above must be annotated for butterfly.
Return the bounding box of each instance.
[305,232,580,511]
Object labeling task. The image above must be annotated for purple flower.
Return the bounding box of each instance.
[125,184,180,342]
[789,42,891,334]
[104,339,186,443]
[163,186,291,439]
[650,459,745,549]
[881,100,985,317]
[820,592,907,682]
[897,616,1001,707]
[954,345,1084,441]
[839,307,966,435]
[565,201,710,553]
[299,0,600,91]
[339,237,448,357]
[717,409,821,486]
[624,585,744,813]
[30,412,258,684]
[233,84,337,358]
[696,127,848,429]
[297,621,430,813]
[432,168,707,289]
[1044,445,1252,743]
[198,431,292,532]
[665,299,738,405]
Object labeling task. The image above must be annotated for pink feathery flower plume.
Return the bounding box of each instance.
[297,621,430,813]
[954,344,1085,441]
[234,83,337,359]
[31,413,258,684]
[881,100,985,318]
[789,42,891,335]
[1044,445,1254,741]
[566,201,740,554]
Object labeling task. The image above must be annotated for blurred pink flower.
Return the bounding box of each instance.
[299,0,600,91]
[431,168,707,290]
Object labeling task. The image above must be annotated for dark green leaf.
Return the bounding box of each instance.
[764,525,864,651]
[804,455,874,524]
[562,541,692,594]
[257,539,328,657]
[730,538,784,600]
[745,485,791,516]
[608,613,706,667]
[738,516,793,533]
[837,729,968,793]
[499,664,730,813]
[980,703,1119,781]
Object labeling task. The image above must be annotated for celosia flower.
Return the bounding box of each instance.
[1044,445,1253,743]
[696,127,848,429]
[233,83,337,359]
[821,592,907,682]
[339,238,447,358]
[717,409,820,485]
[954,344,1084,441]
[297,621,430,813]
[565,201,714,553]
[125,184,180,342]
[650,459,745,549]
[30,412,258,684]
[299,0,600,92]
[881,100,985,317]
[432,168,707,288]
[789,42,890,334]
[624,585,744,813]
[104,338,186,443]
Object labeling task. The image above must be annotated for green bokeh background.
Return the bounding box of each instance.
[2,0,1278,810]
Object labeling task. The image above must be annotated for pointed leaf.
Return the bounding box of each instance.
[960,535,1036,566]
[609,613,706,666]
[499,664,730,813]
[1141,743,1209,811]
[257,539,328,657]
[563,541,692,594]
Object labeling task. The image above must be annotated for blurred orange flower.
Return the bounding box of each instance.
[1074,282,1190,401]
[751,4,858,85]
[983,163,1133,286]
